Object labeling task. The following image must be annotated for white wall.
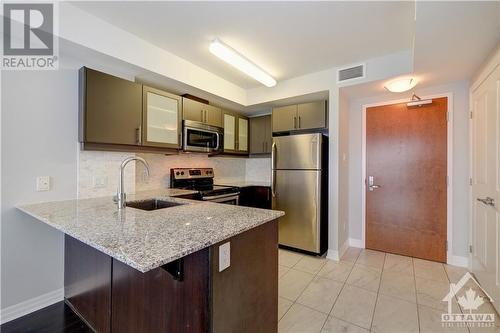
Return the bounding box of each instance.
[1,70,78,314]
[338,92,350,255]
[347,80,471,260]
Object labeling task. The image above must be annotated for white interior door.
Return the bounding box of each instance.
[471,65,500,311]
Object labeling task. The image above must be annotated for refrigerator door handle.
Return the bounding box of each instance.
[271,142,277,197]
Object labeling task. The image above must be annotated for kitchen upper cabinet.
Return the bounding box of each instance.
[182,97,222,127]
[238,117,249,152]
[250,115,272,154]
[80,67,142,145]
[272,100,327,132]
[272,105,297,133]
[223,110,248,154]
[297,101,327,130]
[224,112,236,151]
[142,86,182,149]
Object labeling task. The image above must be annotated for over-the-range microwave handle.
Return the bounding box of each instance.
[215,131,221,151]
[271,142,277,197]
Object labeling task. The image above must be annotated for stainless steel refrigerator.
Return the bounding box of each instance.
[271,133,328,255]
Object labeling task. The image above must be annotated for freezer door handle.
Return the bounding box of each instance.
[271,142,277,197]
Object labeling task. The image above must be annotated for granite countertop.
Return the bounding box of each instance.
[17,189,284,273]
[215,179,271,188]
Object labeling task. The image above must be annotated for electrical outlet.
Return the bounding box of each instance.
[36,176,50,191]
[93,176,107,188]
[219,242,230,272]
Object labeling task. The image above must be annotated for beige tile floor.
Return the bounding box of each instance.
[278,247,500,333]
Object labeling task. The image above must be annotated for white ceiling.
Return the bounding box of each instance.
[72,1,415,89]
[413,1,499,86]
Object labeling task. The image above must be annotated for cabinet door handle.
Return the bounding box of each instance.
[200,110,203,122]
[293,116,297,129]
[136,127,142,145]
[298,116,301,128]
[262,142,265,152]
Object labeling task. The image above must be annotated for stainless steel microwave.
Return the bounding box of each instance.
[183,120,223,153]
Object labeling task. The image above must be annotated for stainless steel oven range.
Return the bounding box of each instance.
[170,168,239,205]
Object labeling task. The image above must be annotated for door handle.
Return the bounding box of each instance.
[367,176,381,191]
[298,116,301,128]
[477,197,495,207]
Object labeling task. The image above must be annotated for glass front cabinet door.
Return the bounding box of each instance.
[238,117,248,152]
[223,112,236,152]
[142,86,182,148]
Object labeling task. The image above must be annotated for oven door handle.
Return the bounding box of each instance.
[202,192,240,201]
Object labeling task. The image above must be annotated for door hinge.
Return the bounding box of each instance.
[446,241,448,251]
[469,245,473,253]
[469,178,473,186]
[470,111,473,119]
[446,176,449,186]
[446,111,449,122]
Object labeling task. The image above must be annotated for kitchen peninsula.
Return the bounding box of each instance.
[18,189,284,333]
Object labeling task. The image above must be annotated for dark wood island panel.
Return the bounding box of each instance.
[111,249,210,333]
[64,219,278,333]
[65,235,112,332]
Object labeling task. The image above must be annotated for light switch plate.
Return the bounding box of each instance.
[36,176,50,191]
[219,242,230,272]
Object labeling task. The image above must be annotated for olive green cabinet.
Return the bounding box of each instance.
[80,67,183,151]
[80,67,142,146]
[250,115,272,154]
[297,101,327,130]
[182,97,222,127]
[272,101,327,133]
[272,105,297,133]
[223,111,248,154]
[142,86,182,149]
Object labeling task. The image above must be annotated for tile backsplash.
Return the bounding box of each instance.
[78,150,269,198]
[78,150,137,199]
[134,153,248,192]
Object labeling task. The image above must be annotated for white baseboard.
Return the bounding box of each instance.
[447,254,469,268]
[339,239,349,259]
[0,288,64,324]
[348,238,364,248]
[326,238,350,261]
[326,249,340,261]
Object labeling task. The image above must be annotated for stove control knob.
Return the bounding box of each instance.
[176,171,180,176]
[180,171,185,175]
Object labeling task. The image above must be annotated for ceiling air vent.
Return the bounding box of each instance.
[337,64,365,83]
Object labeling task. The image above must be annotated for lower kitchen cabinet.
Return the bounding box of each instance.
[239,186,272,209]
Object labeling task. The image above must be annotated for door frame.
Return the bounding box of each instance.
[361,93,454,263]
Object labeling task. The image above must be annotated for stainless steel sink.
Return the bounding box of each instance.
[126,199,185,211]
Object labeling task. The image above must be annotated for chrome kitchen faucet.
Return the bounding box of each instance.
[114,156,150,209]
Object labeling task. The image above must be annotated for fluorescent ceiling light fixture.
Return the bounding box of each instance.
[209,39,276,87]
[384,77,417,93]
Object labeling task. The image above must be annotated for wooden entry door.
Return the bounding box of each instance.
[471,65,500,309]
[365,97,448,262]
